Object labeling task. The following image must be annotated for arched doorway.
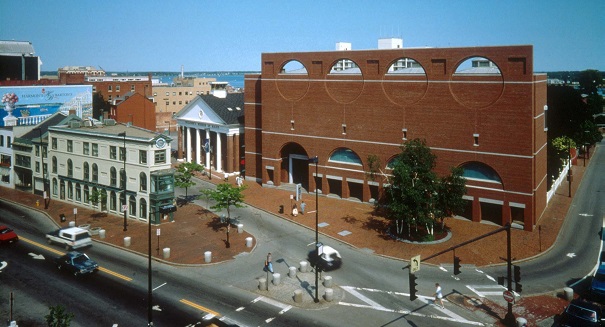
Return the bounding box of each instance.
[279,143,310,191]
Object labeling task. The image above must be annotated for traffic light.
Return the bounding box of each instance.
[409,271,418,301]
[454,256,461,275]
[514,265,521,282]
[515,283,523,293]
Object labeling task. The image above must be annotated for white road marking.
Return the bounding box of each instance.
[265,317,275,323]
[567,253,576,258]
[235,306,245,311]
[254,296,291,310]
[152,282,167,291]
[341,286,387,310]
[466,285,507,297]
[28,253,45,260]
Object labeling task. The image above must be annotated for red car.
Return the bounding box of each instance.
[0,225,19,244]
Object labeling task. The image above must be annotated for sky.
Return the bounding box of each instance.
[1,0,603,73]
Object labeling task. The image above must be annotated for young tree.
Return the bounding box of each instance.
[45,305,74,327]
[88,189,107,211]
[174,162,204,200]
[201,183,247,248]
[383,139,466,239]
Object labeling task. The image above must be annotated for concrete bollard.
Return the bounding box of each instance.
[124,236,131,247]
[99,229,106,239]
[324,288,334,302]
[289,266,297,278]
[204,251,212,263]
[273,273,281,286]
[237,223,243,233]
[299,261,309,273]
[563,287,574,301]
[294,290,303,303]
[516,317,527,327]
[69,221,75,227]
[246,237,253,248]
[323,276,333,288]
[259,278,267,291]
[163,248,171,259]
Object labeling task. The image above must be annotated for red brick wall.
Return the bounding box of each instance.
[112,93,156,131]
[245,45,546,231]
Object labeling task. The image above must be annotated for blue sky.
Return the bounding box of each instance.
[1,0,603,72]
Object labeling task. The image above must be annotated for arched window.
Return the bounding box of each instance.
[67,181,73,199]
[139,172,147,192]
[461,162,502,183]
[75,183,81,201]
[139,198,147,219]
[84,185,90,203]
[52,178,58,195]
[92,164,98,183]
[52,156,57,174]
[329,148,362,165]
[129,195,136,216]
[110,191,116,211]
[67,159,73,177]
[110,167,117,187]
[83,162,89,180]
[120,169,126,189]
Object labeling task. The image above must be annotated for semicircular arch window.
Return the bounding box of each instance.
[461,162,501,183]
[329,148,362,165]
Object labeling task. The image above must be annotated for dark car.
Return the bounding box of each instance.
[54,251,99,276]
[591,264,605,300]
[560,299,604,327]
[307,245,342,271]
[0,225,18,244]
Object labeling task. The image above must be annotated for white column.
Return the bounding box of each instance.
[216,132,222,172]
[205,129,211,168]
[186,127,192,162]
[195,128,201,165]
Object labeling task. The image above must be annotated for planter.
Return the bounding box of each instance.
[89,227,102,235]
[78,224,91,231]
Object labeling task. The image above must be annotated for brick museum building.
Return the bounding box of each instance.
[244,44,547,231]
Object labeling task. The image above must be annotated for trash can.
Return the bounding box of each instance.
[124,237,131,247]
[279,205,284,214]
[204,251,212,263]
[246,237,253,248]
[60,214,66,222]
[237,223,243,234]
[163,248,170,259]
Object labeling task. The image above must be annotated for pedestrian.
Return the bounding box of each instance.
[300,201,306,215]
[434,283,444,308]
[266,252,274,273]
[292,204,298,217]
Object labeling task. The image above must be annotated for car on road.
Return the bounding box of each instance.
[591,264,605,300]
[0,225,18,244]
[560,299,605,327]
[54,251,99,276]
[307,245,342,271]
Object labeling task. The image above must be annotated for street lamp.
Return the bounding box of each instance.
[118,132,127,231]
[34,127,49,209]
[308,155,319,303]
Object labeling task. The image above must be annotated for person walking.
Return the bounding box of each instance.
[266,252,274,273]
[434,283,444,308]
[300,201,306,215]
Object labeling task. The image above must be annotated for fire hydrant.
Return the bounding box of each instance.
[36,200,40,207]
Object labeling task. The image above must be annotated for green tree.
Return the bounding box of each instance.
[577,69,602,95]
[88,188,107,211]
[383,139,466,239]
[201,183,247,247]
[45,305,74,327]
[174,162,204,199]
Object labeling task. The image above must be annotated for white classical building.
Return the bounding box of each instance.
[46,119,174,223]
[174,85,244,177]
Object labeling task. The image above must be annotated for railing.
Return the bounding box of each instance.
[18,114,52,126]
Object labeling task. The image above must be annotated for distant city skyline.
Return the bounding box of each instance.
[1,0,603,72]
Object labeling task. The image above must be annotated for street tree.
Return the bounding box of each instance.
[45,305,74,327]
[88,188,107,212]
[200,183,247,247]
[174,162,204,200]
[382,138,466,239]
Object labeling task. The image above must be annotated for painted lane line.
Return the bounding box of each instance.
[466,285,506,298]
[98,267,133,281]
[338,302,485,326]
[265,317,275,323]
[419,296,476,323]
[235,307,245,312]
[278,305,292,315]
[256,296,291,310]
[180,298,221,317]
[152,282,167,291]
[341,286,387,310]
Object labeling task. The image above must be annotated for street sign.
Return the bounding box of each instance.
[122,205,128,212]
[503,290,515,303]
[410,255,421,273]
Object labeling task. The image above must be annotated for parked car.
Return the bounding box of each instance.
[591,264,605,300]
[307,245,342,271]
[54,251,99,276]
[0,225,18,244]
[560,299,605,327]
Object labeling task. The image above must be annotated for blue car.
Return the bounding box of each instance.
[591,264,605,299]
[54,251,98,276]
